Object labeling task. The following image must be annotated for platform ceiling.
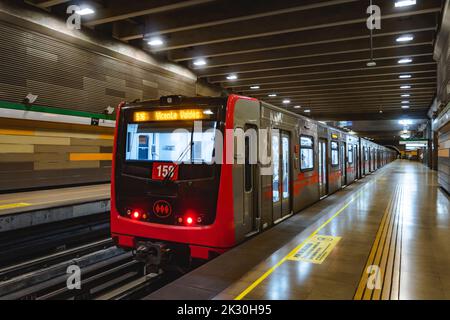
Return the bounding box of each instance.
[24,0,444,140]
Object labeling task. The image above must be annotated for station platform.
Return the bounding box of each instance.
[146,161,450,300]
[0,184,110,232]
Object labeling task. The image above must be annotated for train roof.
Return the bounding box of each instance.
[124,95,393,152]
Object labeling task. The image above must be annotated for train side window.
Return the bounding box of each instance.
[331,141,339,166]
[300,135,314,171]
[348,144,353,164]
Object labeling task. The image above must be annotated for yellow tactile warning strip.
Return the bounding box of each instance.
[234,185,370,300]
[354,185,404,300]
[288,235,341,264]
[0,203,31,211]
[233,169,389,300]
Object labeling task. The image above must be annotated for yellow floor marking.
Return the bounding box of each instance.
[234,184,372,300]
[370,188,397,300]
[383,186,403,300]
[353,194,391,299]
[0,185,109,204]
[390,190,403,300]
[288,235,341,264]
[354,185,404,300]
[19,195,111,208]
[0,203,32,211]
[234,166,392,300]
[362,186,397,300]
[69,153,112,161]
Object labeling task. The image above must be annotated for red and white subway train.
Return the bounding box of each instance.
[110,95,396,267]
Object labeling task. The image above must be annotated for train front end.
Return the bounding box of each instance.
[111,96,234,267]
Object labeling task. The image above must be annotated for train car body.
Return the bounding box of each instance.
[110,95,395,267]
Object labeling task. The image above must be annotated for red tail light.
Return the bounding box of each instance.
[132,210,141,220]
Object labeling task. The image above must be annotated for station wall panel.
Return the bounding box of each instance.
[0,20,197,114]
[0,13,212,191]
[0,118,113,192]
[438,120,450,193]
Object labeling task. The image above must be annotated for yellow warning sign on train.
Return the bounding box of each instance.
[289,235,341,264]
[0,203,31,211]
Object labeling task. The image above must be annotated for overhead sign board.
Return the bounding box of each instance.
[399,140,428,147]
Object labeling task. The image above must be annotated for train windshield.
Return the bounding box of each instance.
[125,121,218,164]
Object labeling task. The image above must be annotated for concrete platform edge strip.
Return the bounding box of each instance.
[0,200,111,233]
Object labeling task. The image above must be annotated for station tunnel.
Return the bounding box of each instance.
[0,0,449,304]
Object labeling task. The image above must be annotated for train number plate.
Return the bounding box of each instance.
[152,163,179,181]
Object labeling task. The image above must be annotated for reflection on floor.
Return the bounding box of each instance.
[146,161,449,300]
[221,161,450,300]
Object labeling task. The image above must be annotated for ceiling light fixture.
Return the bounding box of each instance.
[304,109,311,113]
[402,105,410,109]
[282,99,291,104]
[400,85,411,89]
[250,86,260,90]
[396,35,414,42]
[401,100,410,104]
[76,8,95,15]
[226,74,238,80]
[268,94,277,97]
[401,94,411,97]
[395,0,416,8]
[400,133,411,139]
[193,59,207,66]
[399,119,413,125]
[398,58,413,64]
[399,74,412,79]
[294,105,301,109]
[148,38,164,46]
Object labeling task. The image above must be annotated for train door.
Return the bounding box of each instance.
[373,149,376,170]
[340,142,347,187]
[272,130,292,222]
[318,139,328,198]
[354,144,359,179]
[281,132,291,218]
[363,146,367,175]
[233,98,261,238]
[370,148,374,171]
[243,124,258,234]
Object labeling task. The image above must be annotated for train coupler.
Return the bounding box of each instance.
[135,241,172,274]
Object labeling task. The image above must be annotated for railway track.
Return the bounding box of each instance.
[0,213,110,267]
[0,212,191,300]
[0,238,183,300]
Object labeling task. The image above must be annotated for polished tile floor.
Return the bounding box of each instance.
[146,161,449,300]
[217,161,450,300]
